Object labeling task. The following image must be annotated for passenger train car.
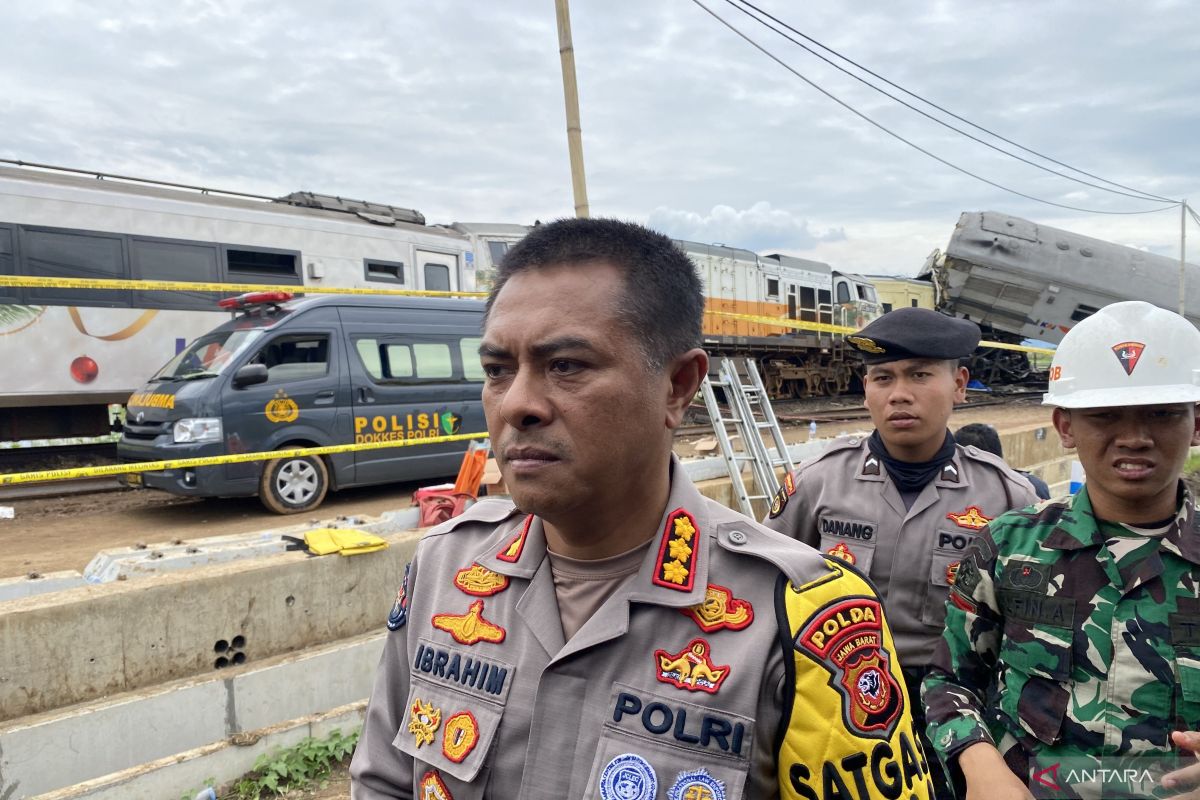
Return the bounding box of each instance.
[918,210,1200,383]
[0,163,882,442]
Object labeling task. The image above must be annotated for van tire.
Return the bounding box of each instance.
[260,455,329,514]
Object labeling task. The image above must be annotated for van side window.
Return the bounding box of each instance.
[354,338,458,382]
[460,337,485,382]
[413,343,453,378]
[251,335,330,382]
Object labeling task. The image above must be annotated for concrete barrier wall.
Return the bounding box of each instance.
[0,532,418,721]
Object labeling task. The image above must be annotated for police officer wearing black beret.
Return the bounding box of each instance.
[765,307,1038,800]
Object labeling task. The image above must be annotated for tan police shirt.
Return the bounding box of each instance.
[764,436,1038,667]
[351,456,935,800]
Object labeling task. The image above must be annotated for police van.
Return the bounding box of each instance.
[117,291,486,513]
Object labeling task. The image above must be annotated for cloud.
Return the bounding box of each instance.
[648,202,846,251]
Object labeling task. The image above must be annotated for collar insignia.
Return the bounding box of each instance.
[653,509,700,592]
[654,638,730,694]
[862,455,881,476]
[419,770,454,800]
[454,564,510,597]
[847,335,886,354]
[783,471,797,496]
[1112,341,1146,375]
[495,515,532,563]
[681,584,754,633]
[946,506,990,530]
[827,542,857,565]
[668,768,726,800]
[408,698,441,747]
[441,711,480,763]
[941,462,960,482]
[432,600,506,645]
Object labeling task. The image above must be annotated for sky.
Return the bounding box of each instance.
[2,0,1197,276]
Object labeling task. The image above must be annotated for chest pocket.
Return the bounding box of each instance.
[394,640,513,797]
[583,682,753,800]
[1171,612,1200,712]
[817,515,878,575]
[920,529,977,626]
[997,600,1075,745]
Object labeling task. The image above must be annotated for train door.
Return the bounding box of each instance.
[786,285,798,319]
[417,250,459,294]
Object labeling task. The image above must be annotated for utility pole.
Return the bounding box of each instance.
[554,0,590,218]
[1181,200,1188,315]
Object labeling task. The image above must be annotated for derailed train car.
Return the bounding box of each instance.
[918,210,1200,383]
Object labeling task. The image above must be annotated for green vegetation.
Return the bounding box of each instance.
[226,729,359,799]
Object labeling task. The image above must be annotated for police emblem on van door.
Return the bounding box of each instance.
[794,596,903,739]
[264,389,299,423]
[440,411,462,435]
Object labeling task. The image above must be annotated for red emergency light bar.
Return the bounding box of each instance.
[217,291,294,310]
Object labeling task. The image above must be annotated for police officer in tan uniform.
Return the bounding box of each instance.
[351,219,933,800]
[764,307,1037,800]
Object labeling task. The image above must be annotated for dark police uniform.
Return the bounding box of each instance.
[351,457,934,799]
[765,308,1037,799]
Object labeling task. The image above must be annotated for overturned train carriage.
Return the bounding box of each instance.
[681,241,882,397]
[919,210,1200,385]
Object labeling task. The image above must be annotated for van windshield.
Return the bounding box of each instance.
[153,330,265,380]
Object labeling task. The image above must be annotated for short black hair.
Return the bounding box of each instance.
[954,422,1003,457]
[484,218,703,370]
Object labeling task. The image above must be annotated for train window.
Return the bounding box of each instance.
[818,289,831,306]
[800,286,817,322]
[365,259,405,284]
[130,238,221,310]
[460,337,485,382]
[0,226,14,303]
[911,298,919,307]
[766,278,780,298]
[252,335,329,383]
[1070,303,1099,322]
[835,281,851,304]
[883,303,893,313]
[225,247,300,280]
[424,263,451,293]
[487,241,510,265]
[23,227,129,308]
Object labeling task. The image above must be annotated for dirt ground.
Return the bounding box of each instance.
[0,396,1052,581]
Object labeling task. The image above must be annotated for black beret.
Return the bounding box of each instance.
[846,307,981,365]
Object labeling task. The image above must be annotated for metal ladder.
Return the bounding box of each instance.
[699,357,796,518]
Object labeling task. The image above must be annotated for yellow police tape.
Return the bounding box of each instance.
[707,310,1056,356]
[0,275,487,298]
[0,432,490,486]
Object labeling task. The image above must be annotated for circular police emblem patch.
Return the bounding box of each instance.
[668,768,726,800]
[600,753,657,800]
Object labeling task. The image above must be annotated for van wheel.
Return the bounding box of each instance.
[260,455,329,514]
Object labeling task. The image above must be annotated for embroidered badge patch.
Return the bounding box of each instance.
[945,562,960,585]
[668,768,726,800]
[600,753,657,800]
[496,515,532,563]
[441,711,480,763]
[655,638,730,694]
[408,698,441,747]
[1112,341,1146,375]
[432,600,506,645]
[946,506,990,530]
[794,596,904,739]
[454,563,510,597]
[768,487,788,519]
[681,584,754,633]
[826,542,857,565]
[653,509,700,592]
[783,471,797,496]
[419,770,454,800]
[387,562,411,631]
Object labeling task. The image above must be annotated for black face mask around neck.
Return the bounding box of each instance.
[867,430,956,493]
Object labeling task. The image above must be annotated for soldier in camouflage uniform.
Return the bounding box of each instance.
[923,301,1200,800]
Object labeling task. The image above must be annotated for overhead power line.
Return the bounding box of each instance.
[724,0,1177,205]
[690,0,1181,216]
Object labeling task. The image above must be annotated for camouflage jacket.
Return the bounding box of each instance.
[923,484,1200,798]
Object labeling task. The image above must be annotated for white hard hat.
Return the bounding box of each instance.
[1043,300,1200,408]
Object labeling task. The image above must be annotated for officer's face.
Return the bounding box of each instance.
[1052,404,1200,522]
[863,358,967,462]
[480,261,696,531]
